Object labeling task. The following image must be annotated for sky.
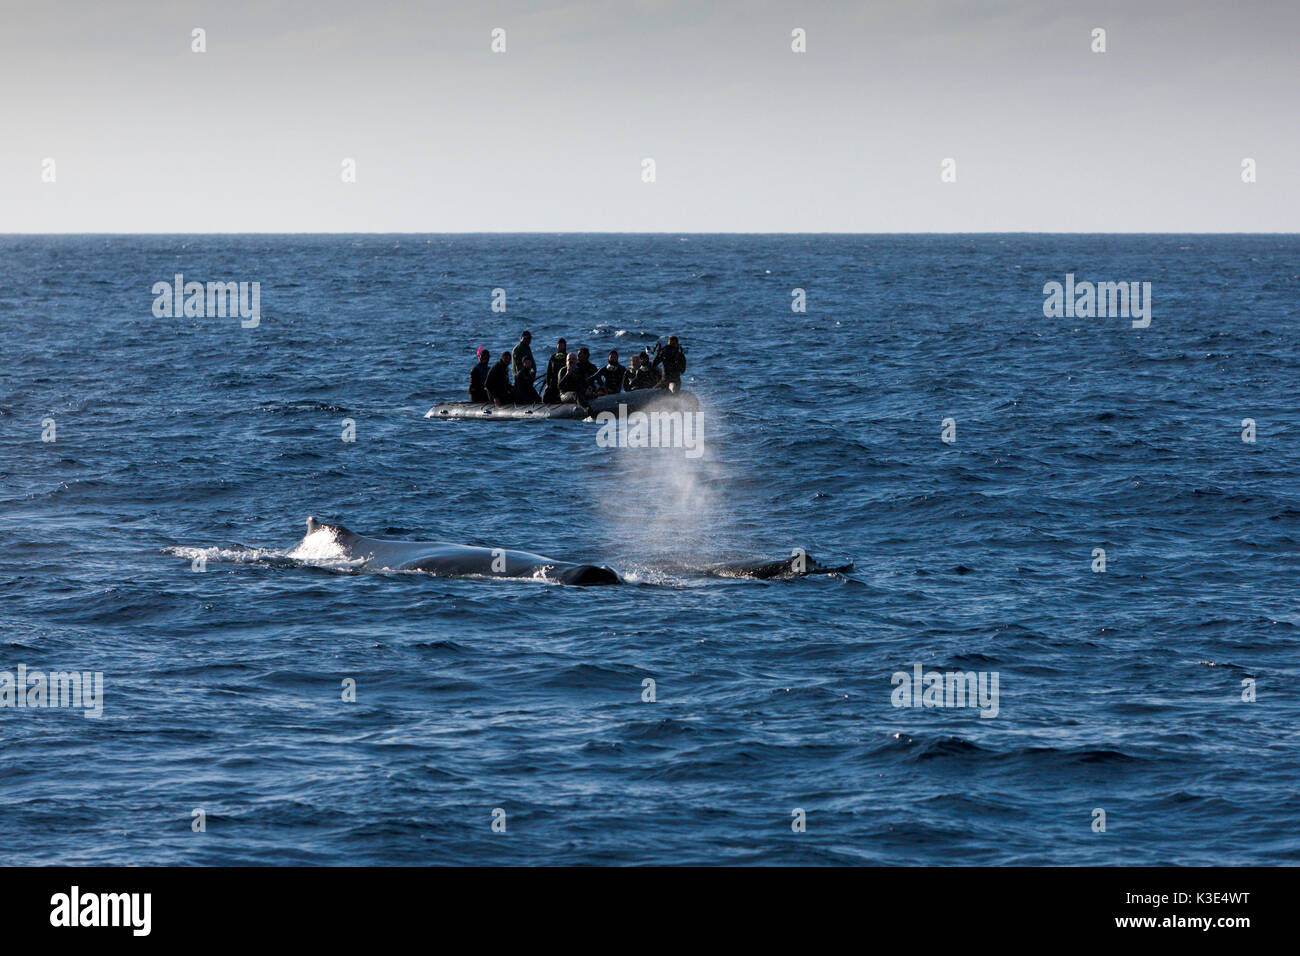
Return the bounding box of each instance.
[1,0,1297,232]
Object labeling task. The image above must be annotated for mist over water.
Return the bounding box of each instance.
[600,398,740,576]
[3,234,1299,865]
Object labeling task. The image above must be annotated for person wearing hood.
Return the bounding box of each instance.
[558,351,595,409]
[593,349,628,395]
[575,346,600,387]
[626,352,657,390]
[513,355,541,404]
[468,346,491,402]
[485,351,514,405]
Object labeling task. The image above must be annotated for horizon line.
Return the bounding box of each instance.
[3,231,1298,237]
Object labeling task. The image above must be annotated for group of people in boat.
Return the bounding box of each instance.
[468,331,687,407]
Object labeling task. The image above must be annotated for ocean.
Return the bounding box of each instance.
[2,233,1297,865]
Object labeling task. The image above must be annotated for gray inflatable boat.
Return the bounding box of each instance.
[426,388,700,421]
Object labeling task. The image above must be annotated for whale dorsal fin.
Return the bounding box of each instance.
[304,516,358,544]
[306,515,346,535]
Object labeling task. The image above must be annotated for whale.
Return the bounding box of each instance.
[294,517,621,585]
[290,518,852,585]
[704,554,854,580]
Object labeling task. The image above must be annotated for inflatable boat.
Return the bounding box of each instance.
[426,388,700,421]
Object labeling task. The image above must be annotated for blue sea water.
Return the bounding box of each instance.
[1,234,1298,865]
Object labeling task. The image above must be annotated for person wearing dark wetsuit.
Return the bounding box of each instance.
[512,356,541,404]
[593,350,628,394]
[651,335,686,391]
[542,338,568,403]
[485,351,514,406]
[625,353,657,390]
[468,347,491,402]
[512,331,533,381]
[575,347,600,387]
[558,352,594,407]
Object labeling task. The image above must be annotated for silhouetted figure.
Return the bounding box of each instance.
[512,331,533,381]
[513,356,541,403]
[485,351,514,406]
[542,338,568,403]
[652,335,686,391]
[468,347,491,402]
[593,350,628,394]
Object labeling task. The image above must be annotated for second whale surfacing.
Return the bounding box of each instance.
[295,517,621,585]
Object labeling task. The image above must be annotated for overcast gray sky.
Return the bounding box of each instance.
[2,0,1296,231]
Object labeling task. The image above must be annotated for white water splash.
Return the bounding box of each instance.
[285,525,364,567]
[163,544,283,565]
[164,526,365,570]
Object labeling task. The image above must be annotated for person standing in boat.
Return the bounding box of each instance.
[651,335,686,392]
[542,338,568,403]
[512,355,541,404]
[593,350,628,395]
[485,351,514,406]
[511,331,534,381]
[468,347,491,403]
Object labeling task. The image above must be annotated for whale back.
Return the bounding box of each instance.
[297,517,620,584]
[711,554,854,579]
